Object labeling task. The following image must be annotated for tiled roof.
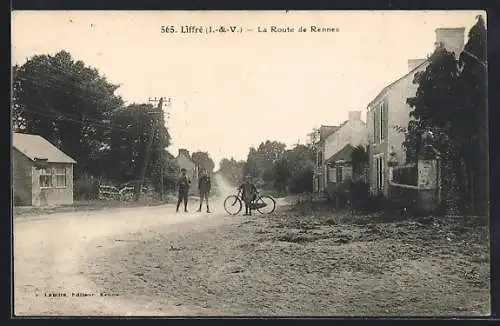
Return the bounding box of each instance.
[12,132,77,164]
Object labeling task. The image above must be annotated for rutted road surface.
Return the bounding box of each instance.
[14,203,230,316]
[13,194,489,316]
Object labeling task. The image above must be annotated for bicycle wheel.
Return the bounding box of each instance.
[224,195,242,215]
[255,195,276,214]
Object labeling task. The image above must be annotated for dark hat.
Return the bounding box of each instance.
[181,168,187,172]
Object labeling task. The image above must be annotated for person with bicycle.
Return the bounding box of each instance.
[176,168,191,213]
[197,168,211,213]
[238,174,257,216]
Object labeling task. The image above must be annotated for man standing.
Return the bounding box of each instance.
[176,168,190,213]
[238,174,257,216]
[197,169,212,213]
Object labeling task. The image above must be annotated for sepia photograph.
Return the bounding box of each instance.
[11,10,489,316]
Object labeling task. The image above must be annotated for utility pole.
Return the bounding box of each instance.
[136,113,156,201]
[147,97,170,202]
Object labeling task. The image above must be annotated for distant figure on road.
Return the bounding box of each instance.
[176,168,191,213]
[197,169,212,213]
[238,175,257,216]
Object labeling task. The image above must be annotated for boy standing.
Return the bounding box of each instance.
[197,169,212,213]
[238,175,257,216]
[176,168,190,213]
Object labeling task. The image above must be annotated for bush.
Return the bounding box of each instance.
[74,174,100,200]
[349,180,370,210]
[359,192,388,214]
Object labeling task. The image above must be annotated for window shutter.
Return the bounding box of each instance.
[383,99,389,140]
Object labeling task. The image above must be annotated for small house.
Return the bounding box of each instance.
[12,132,77,207]
[175,148,198,193]
[314,111,368,194]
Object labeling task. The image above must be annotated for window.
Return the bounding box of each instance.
[54,167,67,187]
[317,151,323,167]
[374,99,388,143]
[328,166,336,182]
[39,166,67,188]
[336,166,343,184]
[39,168,52,188]
[375,155,384,191]
[380,99,387,141]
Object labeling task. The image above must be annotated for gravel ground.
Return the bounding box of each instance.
[82,206,490,316]
[13,202,229,316]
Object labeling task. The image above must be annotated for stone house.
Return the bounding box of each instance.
[12,132,77,206]
[314,111,368,193]
[313,125,339,193]
[366,27,465,196]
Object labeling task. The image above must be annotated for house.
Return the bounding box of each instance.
[175,148,198,193]
[314,111,368,193]
[12,132,77,206]
[366,27,465,196]
[325,144,355,186]
[313,125,339,193]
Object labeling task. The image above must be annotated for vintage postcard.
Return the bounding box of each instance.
[11,10,489,317]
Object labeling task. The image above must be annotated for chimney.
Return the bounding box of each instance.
[435,27,465,58]
[348,111,361,121]
[408,59,426,71]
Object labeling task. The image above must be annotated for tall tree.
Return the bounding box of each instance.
[404,15,488,214]
[104,103,170,187]
[457,15,488,214]
[218,158,245,185]
[12,50,124,177]
[244,140,287,184]
[191,151,215,174]
[272,144,315,194]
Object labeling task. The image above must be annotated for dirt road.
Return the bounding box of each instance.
[14,203,229,316]
[14,196,489,316]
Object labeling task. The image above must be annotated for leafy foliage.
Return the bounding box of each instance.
[12,50,172,197]
[243,140,287,184]
[12,51,124,177]
[191,151,215,174]
[404,16,488,214]
[351,145,369,177]
[218,158,245,186]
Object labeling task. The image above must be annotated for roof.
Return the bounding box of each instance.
[319,125,339,142]
[326,144,355,164]
[12,132,77,164]
[367,59,429,109]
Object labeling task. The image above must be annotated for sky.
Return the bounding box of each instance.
[11,10,485,168]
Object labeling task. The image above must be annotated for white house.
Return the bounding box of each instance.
[366,27,465,195]
[314,110,368,193]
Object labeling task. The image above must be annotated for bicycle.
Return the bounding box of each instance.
[223,189,276,215]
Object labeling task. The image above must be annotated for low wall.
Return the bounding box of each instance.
[387,182,418,209]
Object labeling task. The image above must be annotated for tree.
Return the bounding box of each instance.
[271,144,315,194]
[244,140,287,185]
[103,103,170,189]
[457,15,488,214]
[404,15,488,214]
[163,151,180,192]
[218,158,245,185]
[284,144,316,194]
[191,151,215,174]
[12,50,124,178]
[351,145,369,179]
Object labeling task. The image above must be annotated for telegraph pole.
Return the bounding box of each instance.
[147,97,170,202]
